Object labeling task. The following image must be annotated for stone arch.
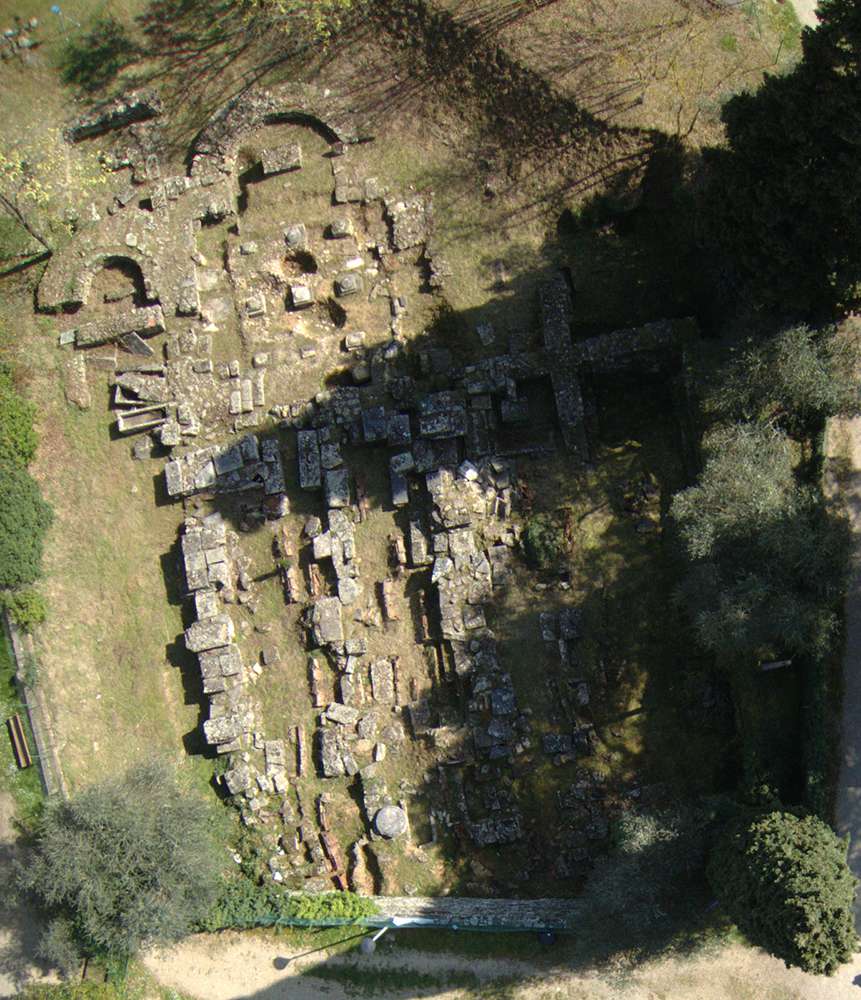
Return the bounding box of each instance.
[38,246,161,313]
[188,83,371,179]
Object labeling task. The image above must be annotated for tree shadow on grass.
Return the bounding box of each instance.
[60,16,142,94]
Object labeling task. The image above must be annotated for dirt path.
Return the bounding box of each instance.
[791,0,820,29]
[0,793,54,999]
[828,417,861,924]
[144,929,861,1000]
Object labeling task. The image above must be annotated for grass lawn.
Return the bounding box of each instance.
[0,625,43,826]
[0,271,214,798]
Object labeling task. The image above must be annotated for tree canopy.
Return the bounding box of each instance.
[671,423,848,660]
[708,810,858,974]
[18,761,224,971]
[705,0,861,316]
[706,325,861,432]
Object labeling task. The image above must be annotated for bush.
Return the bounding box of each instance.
[2,588,47,633]
[708,810,858,974]
[522,513,566,570]
[37,917,82,980]
[199,878,378,931]
[0,465,53,589]
[577,804,727,942]
[0,363,37,468]
[18,761,223,966]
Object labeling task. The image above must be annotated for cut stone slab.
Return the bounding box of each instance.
[334,272,362,297]
[291,284,314,309]
[298,429,321,489]
[325,702,360,726]
[324,467,350,508]
[284,222,307,249]
[329,218,354,239]
[311,596,344,645]
[185,614,234,652]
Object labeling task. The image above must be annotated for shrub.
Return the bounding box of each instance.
[0,363,37,468]
[578,804,725,940]
[289,891,378,921]
[16,985,120,1000]
[708,810,858,974]
[0,465,53,589]
[2,588,47,633]
[522,513,565,570]
[37,917,82,980]
[199,878,378,931]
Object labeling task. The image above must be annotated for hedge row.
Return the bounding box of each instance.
[197,878,379,932]
[0,361,52,611]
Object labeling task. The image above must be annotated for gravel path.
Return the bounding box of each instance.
[144,929,861,1000]
[791,0,820,29]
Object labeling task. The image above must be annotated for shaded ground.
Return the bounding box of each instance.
[0,793,54,1000]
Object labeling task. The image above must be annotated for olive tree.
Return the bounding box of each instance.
[671,423,849,661]
[18,761,224,970]
[706,325,861,432]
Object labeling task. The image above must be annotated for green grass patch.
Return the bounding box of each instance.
[0,625,43,826]
[302,960,515,998]
[743,0,802,55]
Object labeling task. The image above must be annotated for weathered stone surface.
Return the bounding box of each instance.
[370,659,395,704]
[374,805,408,839]
[325,702,360,726]
[540,273,588,460]
[418,392,467,439]
[334,272,361,297]
[71,304,165,348]
[261,143,302,175]
[311,597,344,645]
[189,82,365,180]
[324,468,350,508]
[65,88,163,142]
[185,614,234,652]
[384,195,431,251]
[319,728,346,777]
[297,430,321,490]
[203,713,242,745]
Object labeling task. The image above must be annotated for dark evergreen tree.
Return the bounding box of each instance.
[708,810,858,974]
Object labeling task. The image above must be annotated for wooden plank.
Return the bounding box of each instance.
[7,713,32,769]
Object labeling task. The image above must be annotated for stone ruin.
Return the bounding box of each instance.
[38,81,698,899]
